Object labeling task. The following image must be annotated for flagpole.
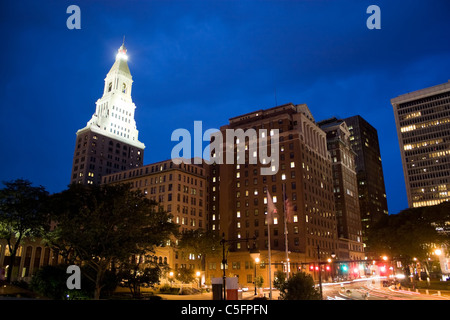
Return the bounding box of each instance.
[268,221,272,300]
[266,187,274,300]
[283,183,289,280]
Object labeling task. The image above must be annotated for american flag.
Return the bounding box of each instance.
[267,190,277,225]
[284,196,294,223]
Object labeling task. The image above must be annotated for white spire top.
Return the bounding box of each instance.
[77,42,145,150]
[116,38,128,61]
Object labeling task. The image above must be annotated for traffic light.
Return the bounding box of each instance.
[325,265,331,271]
[310,264,314,271]
[341,265,348,272]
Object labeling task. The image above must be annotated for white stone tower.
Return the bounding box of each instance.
[70,42,145,185]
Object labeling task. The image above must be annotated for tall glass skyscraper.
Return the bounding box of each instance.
[391,80,450,208]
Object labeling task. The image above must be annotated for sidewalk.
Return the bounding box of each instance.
[156,290,268,300]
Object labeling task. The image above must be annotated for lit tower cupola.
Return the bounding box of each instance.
[70,41,145,185]
[80,41,145,150]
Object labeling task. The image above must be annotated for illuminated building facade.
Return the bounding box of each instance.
[343,115,388,254]
[391,80,450,208]
[70,43,145,185]
[207,103,339,286]
[102,159,207,272]
[318,118,364,261]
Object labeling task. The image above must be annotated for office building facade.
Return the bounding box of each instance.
[391,81,450,208]
[318,118,364,261]
[207,103,340,285]
[102,159,207,272]
[343,115,388,253]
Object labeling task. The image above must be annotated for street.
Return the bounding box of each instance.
[322,278,450,301]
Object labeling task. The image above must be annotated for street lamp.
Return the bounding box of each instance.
[330,252,336,282]
[196,271,201,290]
[250,247,261,296]
[220,233,257,300]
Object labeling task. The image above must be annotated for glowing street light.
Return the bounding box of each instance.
[196,271,201,289]
[250,247,261,296]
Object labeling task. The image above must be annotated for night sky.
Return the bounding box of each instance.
[1,0,449,215]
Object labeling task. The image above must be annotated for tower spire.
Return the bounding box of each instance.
[116,39,128,61]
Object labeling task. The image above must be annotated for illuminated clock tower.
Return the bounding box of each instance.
[70,42,145,185]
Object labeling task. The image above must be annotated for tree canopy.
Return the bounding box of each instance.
[177,229,221,270]
[279,272,321,300]
[367,202,450,262]
[45,183,178,299]
[0,179,49,282]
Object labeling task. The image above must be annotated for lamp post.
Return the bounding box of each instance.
[196,271,201,290]
[220,233,257,300]
[249,245,261,296]
[330,252,336,282]
[254,257,260,295]
[317,246,323,300]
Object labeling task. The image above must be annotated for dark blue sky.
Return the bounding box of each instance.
[1,0,449,215]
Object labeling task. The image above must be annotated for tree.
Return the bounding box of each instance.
[30,264,117,299]
[367,202,450,281]
[117,255,166,299]
[177,229,221,271]
[279,272,321,300]
[176,267,195,284]
[368,203,449,263]
[273,270,286,291]
[255,275,264,289]
[29,264,69,299]
[45,183,178,299]
[0,179,49,282]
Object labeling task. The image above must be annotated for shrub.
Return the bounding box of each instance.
[279,272,321,300]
